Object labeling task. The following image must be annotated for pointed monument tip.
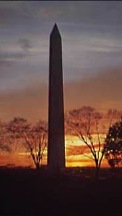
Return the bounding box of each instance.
[54,23,58,29]
[50,23,61,37]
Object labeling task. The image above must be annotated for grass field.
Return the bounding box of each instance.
[0,166,122,216]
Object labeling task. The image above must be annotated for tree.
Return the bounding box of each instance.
[7,117,47,169]
[66,106,122,179]
[104,119,122,168]
[0,120,12,152]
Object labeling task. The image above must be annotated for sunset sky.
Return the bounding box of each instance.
[0,1,122,168]
[0,1,122,122]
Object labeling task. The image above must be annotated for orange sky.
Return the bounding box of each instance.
[0,67,122,123]
[0,153,109,168]
[0,135,109,168]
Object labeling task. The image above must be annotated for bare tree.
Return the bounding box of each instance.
[66,106,122,179]
[7,117,47,169]
[0,120,12,152]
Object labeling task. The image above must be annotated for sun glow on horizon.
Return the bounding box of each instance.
[0,134,109,168]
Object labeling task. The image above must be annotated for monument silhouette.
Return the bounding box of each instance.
[48,23,65,169]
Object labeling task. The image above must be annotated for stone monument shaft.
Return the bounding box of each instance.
[48,24,65,169]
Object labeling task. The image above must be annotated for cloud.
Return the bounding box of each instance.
[0,66,122,123]
[18,39,32,52]
[0,81,48,123]
[64,67,122,112]
[0,40,32,64]
[0,39,32,71]
[0,1,122,26]
[0,51,25,61]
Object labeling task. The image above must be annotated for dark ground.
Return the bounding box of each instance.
[0,166,122,216]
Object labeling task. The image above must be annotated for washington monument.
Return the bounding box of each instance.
[48,23,65,169]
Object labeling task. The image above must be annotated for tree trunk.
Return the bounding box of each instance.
[35,163,40,170]
[95,160,100,180]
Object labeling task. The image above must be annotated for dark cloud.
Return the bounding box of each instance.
[18,39,32,51]
[0,50,28,79]
[0,1,122,26]
[0,51,25,60]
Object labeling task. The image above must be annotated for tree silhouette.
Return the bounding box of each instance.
[104,119,122,168]
[7,117,47,169]
[0,120,12,152]
[66,106,122,179]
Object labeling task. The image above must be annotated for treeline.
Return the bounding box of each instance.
[0,106,122,179]
[0,117,47,169]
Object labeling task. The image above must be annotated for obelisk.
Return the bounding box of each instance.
[48,23,65,169]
